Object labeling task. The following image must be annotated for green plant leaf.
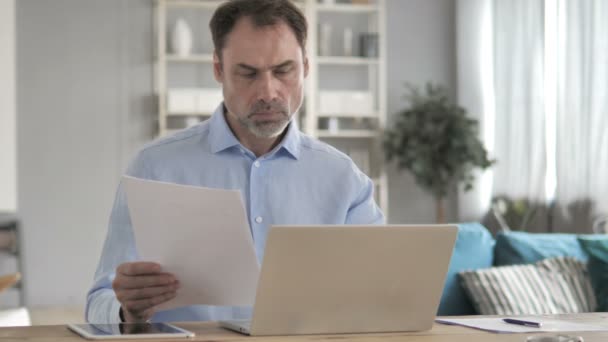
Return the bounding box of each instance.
[383,82,496,198]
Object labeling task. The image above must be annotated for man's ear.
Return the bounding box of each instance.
[303,56,309,78]
[213,51,223,83]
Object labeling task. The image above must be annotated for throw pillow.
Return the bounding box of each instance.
[577,236,608,312]
[494,231,588,266]
[459,257,596,315]
[437,222,495,316]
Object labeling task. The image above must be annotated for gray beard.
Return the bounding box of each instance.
[237,114,292,138]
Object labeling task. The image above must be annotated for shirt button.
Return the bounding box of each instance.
[254,161,261,168]
[255,216,263,223]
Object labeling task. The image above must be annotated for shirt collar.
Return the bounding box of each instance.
[209,104,242,154]
[278,118,301,160]
[208,103,301,160]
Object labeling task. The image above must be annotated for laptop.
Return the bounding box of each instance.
[220,224,458,336]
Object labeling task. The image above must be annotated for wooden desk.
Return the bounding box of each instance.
[1,313,607,342]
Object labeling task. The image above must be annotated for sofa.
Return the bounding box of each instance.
[437,222,608,315]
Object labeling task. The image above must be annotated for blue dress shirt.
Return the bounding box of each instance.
[86,104,385,324]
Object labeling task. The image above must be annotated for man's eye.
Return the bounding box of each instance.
[274,68,292,76]
[242,73,256,79]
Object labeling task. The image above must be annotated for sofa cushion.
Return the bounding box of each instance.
[437,223,495,316]
[494,231,589,266]
[578,236,608,312]
[459,256,596,315]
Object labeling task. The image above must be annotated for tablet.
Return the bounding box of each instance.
[67,322,195,340]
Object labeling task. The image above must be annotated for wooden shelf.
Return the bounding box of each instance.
[164,0,225,9]
[163,129,182,136]
[317,129,379,138]
[165,0,304,10]
[167,112,213,117]
[317,56,379,65]
[316,3,378,13]
[165,54,214,63]
[317,112,379,118]
[163,127,200,136]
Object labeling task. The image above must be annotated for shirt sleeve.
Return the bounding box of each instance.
[345,166,386,225]
[86,153,147,323]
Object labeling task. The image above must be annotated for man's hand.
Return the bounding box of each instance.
[113,262,179,323]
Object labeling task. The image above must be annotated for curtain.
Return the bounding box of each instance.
[553,0,608,230]
[491,0,546,202]
[456,0,494,221]
[456,0,546,226]
[456,0,608,232]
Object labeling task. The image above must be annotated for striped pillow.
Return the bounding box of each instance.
[459,257,597,315]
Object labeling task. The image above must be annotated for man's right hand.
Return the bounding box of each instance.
[113,262,180,323]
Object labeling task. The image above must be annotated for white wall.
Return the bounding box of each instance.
[0,0,16,212]
[386,0,457,223]
[17,0,154,308]
[16,0,456,309]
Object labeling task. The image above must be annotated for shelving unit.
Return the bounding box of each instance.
[317,113,378,118]
[317,56,380,65]
[166,54,214,63]
[303,0,388,214]
[316,3,378,13]
[154,0,388,215]
[154,0,222,133]
[316,129,378,138]
[0,213,23,308]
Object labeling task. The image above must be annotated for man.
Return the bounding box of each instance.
[86,0,384,324]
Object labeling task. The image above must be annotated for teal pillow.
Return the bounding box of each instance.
[578,236,608,312]
[437,223,495,315]
[494,231,589,266]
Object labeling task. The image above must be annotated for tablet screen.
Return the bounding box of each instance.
[70,322,191,336]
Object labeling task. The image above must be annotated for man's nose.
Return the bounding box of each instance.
[256,71,279,103]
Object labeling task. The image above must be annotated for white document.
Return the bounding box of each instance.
[123,176,260,310]
[436,317,608,334]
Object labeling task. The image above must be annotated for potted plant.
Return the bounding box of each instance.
[383,83,495,223]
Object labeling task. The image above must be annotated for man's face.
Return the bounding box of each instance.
[213,17,308,138]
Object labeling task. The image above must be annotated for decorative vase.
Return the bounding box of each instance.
[328,117,339,134]
[170,18,193,57]
[360,33,379,58]
[319,23,332,56]
[185,116,201,127]
[343,28,353,56]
